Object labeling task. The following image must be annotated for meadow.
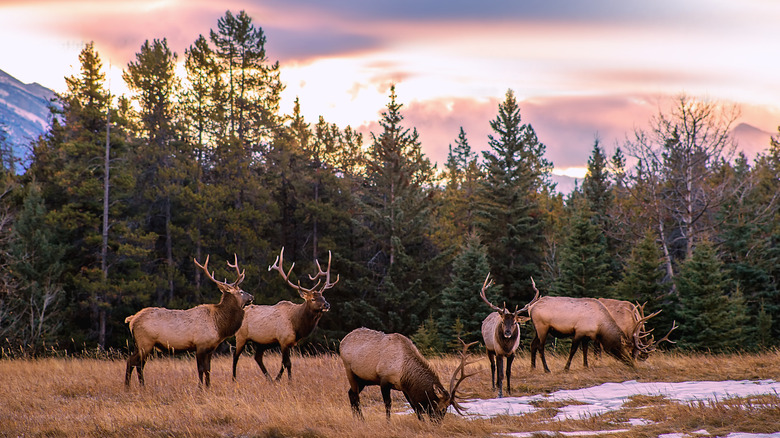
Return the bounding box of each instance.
[1,348,779,437]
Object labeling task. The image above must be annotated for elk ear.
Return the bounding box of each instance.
[515,315,531,324]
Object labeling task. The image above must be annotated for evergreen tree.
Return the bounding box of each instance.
[24,42,136,350]
[124,38,186,306]
[675,240,745,351]
[5,183,65,348]
[355,86,441,334]
[437,233,493,349]
[610,229,676,336]
[478,89,552,304]
[554,198,611,298]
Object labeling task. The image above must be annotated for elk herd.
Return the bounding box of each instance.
[124,249,677,422]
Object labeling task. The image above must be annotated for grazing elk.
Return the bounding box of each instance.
[339,327,477,422]
[233,247,338,381]
[597,298,677,361]
[479,273,539,397]
[526,281,661,373]
[124,255,253,387]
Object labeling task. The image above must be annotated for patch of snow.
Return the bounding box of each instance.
[460,379,780,421]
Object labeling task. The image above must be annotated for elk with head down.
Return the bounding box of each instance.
[597,298,677,361]
[479,273,538,397]
[124,255,253,387]
[232,247,338,381]
[526,281,663,372]
[339,327,477,422]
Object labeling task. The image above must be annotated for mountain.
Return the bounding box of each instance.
[731,122,774,157]
[0,68,59,169]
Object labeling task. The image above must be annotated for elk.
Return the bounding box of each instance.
[597,298,677,361]
[526,281,660,373]
[479,273,538,397]
[124,255,253,387]
[339,327,477,422]
[233,247,338,381]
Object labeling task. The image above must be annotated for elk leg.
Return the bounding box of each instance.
[487,351,497,388]
[197,350,213,387]
[564,337,583,371]
[232,338,247,381]
[530,336,539,369]
[276,346,291,381]
[380,381,393,419]
[125,351,139,387]
[535,331,552,373]
[505,353,515,396]
[581,338,590,368]
[345,370,364,419]
[252,344,272,380]
[496,356,505,398]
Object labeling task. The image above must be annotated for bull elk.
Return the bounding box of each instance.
[124,255,253,387]
[233,247,338,381]
[526,281,663,373]
[479,273,538,397]
[597,298,677,361]
[339,327,477,422]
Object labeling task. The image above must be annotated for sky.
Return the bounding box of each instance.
[2,0,779,191]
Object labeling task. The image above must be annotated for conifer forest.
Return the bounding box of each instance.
[1,10,778,356]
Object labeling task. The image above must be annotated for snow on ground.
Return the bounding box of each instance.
[456,379,780,437]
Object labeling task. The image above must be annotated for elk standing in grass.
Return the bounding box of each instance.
[124,255,253,387]
[233,247,338,381]
[597,298,677,361]
[526,281,664,372]
[479,273,538,397]
[339,327,477,421]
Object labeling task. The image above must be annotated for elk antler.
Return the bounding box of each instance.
[516,277,541,315]
[447,338,480,415]
[307,250,339,292]
[269,247,338,299]
[479,273,505,313]
[194,254,244,289]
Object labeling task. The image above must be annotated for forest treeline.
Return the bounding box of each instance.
[0,10,778,356]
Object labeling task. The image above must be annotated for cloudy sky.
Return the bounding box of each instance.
[2,0,779,190]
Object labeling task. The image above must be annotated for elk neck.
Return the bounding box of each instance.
[214,292,245,339]
[292,299,324,340]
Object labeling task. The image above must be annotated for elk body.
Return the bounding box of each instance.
[479,274,538,397]
[339,327,476,421]
[124,255,253,387]
[233,247,337,381]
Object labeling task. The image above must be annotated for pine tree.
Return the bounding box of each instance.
[478,89,552,304]
[675,240,745,351]
[437,233,493,349]
[356,86,441,334]
[6,183,65,348]
[554,198,611,298]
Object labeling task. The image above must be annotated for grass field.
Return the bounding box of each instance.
[1,348,779,437]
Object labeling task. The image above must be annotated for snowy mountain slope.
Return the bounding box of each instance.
[0,68,58,167]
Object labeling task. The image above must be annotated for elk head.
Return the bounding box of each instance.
[194,254,253,307]
[269,247,339,313]
[632,302,678,360]
[432,338,479,421]
[480,273,535,337]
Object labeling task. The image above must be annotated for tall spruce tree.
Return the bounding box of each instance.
[478,89,552,304]
[437,233,494,349]
[124,38,185,306]
[675,240,746,351]
[356,86,441,335]
[6,183,65,348]
[554,198,611,298]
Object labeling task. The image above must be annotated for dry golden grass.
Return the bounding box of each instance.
[1,349,779,437]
